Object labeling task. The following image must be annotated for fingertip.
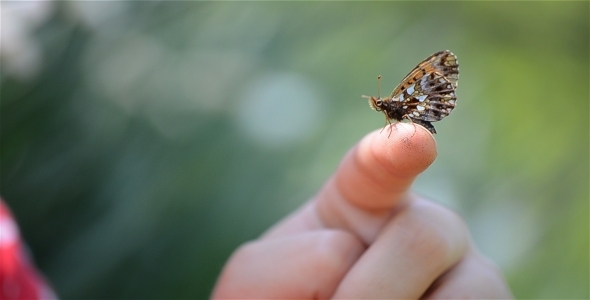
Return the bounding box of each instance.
[366,122,437,178]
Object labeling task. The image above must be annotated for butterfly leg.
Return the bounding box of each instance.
[379,114,393,136]
[384,115,394,137]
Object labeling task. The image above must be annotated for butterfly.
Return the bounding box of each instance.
[362,50,459,134]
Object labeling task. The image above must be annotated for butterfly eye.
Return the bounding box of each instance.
[375,100,383,106]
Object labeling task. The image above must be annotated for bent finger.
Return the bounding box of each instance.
[211,230,364,299]
[332,199,469,299]
[422,249,514,299]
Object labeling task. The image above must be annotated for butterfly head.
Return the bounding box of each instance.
[363,95,384,112]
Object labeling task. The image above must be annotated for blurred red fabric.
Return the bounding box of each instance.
[0,199,56,300]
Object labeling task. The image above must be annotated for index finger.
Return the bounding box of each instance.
[262,123,437,244]
[314,123,437,243]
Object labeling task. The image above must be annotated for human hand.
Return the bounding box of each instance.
[212,123,513,299]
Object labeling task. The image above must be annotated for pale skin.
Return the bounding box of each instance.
[212,123,514,299]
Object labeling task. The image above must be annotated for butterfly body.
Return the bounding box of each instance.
[364,50,459,134]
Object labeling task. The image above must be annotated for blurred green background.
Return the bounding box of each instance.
[1,1,588,299]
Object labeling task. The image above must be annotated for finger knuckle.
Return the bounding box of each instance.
[405,201,468,270]
[307,230,363,273]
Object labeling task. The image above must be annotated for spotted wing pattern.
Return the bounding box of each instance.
[392,50,458,133]
[391,50,459,98]
[397,71,457,122]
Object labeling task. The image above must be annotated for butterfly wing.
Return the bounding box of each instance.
[390,50,459,98]
[400,72,457,122]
